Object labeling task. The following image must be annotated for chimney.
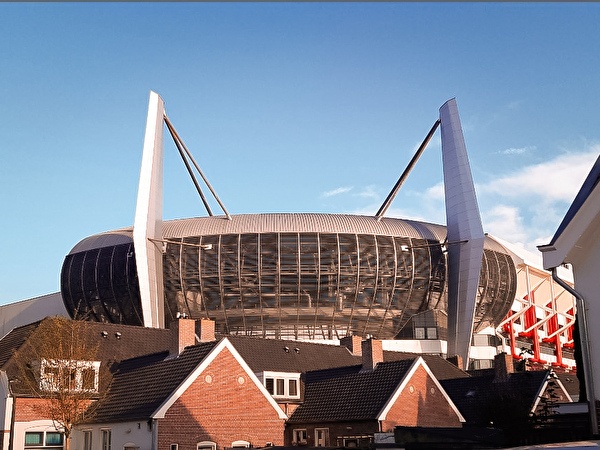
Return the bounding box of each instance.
[197,318,216,343]
[446,355,463,369]
[493,352,514,383]
[170,318,196,355]
[361,338,383,371]
[340,335,362,356]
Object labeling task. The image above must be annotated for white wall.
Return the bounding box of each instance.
[73,421,153,450]
[12,420,63,450]
[0,372,13,450]
[571,241,600,402]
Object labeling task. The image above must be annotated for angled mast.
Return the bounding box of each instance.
[133,91,232,328]
[376,99,484,370]
[440,98,484,370]
[134,91,166,328]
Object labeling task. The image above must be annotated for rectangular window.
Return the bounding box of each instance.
[41,359,100,392]
[170,445,178,450]
[426,327,437,339]
[265,378,274,394]
[293,429,307,444]
[25,432,43,446]
[81,368,96,390]
[414,327,425,339]
[46,433,64,446]
[276,378,285,395]
[102,429,111,450]
[315,428,329,447]
[84,431,92,450]
[288,379,298,397]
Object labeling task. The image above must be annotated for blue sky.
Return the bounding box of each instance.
[1,3,599,304]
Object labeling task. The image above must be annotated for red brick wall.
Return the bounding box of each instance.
[381,364,462,431]
[14,398,54,422]
[14,397,95,423]
[158,347,285,450]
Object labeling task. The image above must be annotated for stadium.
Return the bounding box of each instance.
[56,93,576,371]
[60,213,517,340]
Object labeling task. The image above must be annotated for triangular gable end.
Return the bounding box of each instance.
[530,375,573,414]
[377,356,465,423]
[152,337,287,419]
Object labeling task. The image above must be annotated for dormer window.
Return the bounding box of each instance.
[40,359,100,392]
[261,371,300,399]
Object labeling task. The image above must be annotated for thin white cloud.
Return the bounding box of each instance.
[482,204,528,245]
[480,148,599,203]
[357,185,379,200]
[322,186,353,198]
[422,182,444,201]
[499,145,535,156]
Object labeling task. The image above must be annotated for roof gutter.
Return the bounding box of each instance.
[551,267,598,435]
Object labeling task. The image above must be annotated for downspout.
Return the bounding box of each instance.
[552,267,598,435]
[150,419,158,450]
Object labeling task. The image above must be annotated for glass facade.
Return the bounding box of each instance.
[61,242,143,326]
[61,222,517,340]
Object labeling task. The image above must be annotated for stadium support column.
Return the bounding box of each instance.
[133,91,165,328]
[440,98,484,370]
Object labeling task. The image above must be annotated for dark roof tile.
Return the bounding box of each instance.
[89,342,217,423]
[288,359,416,423]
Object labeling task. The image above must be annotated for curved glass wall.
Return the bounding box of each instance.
[61,232,516,339]
[162,232,516,339]
[61,242,144,326]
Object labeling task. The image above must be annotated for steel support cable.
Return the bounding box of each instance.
[376,119,441,220]
[164,115,213,215]
[164,114,232,220]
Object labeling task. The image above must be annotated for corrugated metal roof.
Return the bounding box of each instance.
[162,214,447,239]
[68,213,506,253]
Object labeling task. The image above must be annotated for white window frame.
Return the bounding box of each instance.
[231,440,250,448]
[83,430,92,450]
[293,429,307,444]
[260,371,301,399]
[197,441,216,450]
[101,429,111,450]
[40,359,100,392]
[24,431,64,448]
[315,428,329,447]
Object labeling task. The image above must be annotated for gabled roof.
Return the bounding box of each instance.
[0,321,41,369]
[383,351,470,381]
[226,335,360,373]
[0,317,173,395]
[226,335,471,382]
[89,341,217,423]
[0,318,172,372]
[288,358,417,423]
[440,370,550,425]
[89,337,288,424]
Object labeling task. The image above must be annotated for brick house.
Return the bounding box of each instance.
[285,339,465,448]
[2,316,474,450]
[72,319,287,450]
[0,318,172,450]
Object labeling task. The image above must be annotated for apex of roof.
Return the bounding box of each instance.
[288,358,417,423]
[88,340,219,423]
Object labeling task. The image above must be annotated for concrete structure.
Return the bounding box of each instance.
[0,293,67,339]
